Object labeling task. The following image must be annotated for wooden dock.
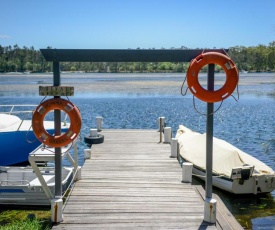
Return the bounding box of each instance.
[53,129,242,229]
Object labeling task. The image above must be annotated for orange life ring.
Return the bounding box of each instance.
[186,52,239,103]
[32,98,82,147]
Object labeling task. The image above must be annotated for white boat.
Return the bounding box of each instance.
[0,142,80,206]
[176,125,275,194]
[0,166,74,206]
[240,69,248,74]
[0,105,70,166]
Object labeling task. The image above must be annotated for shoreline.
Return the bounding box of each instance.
[0,73,274,96]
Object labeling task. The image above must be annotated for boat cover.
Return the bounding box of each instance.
[0,114,21,131]
[176,125,274,177]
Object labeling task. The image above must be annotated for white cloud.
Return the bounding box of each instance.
[0,34,10,39]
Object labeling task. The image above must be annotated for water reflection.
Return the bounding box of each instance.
[252,216,275,230]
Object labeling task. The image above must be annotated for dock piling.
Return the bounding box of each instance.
[51,198,63,223]
[96,116,103,131]
[170,138,178,158]
[84,149,91,160]
[204,198,217,223]
[182,162,193,183]
[158,117,165,143]
[90,128,98,137]
[164,127,172,143]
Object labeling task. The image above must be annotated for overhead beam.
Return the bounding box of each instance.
[40,49,228,62]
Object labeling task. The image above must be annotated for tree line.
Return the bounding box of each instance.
[0,42,274,73]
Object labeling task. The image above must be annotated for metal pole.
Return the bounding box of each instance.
[205,63,214,199]
[53,62,62,198]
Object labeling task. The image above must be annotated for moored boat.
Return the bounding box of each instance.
[176,125,275,194]
[0,105,70,166]
[0,140,80,206]
[0,166,74,206]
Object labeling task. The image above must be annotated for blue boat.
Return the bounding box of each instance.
[0,105,70,166]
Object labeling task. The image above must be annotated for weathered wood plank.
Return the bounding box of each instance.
[52,129,241,229]
[53,222,217,230]
[66,196,199,202]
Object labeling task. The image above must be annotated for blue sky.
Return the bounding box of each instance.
[0,0,274,49]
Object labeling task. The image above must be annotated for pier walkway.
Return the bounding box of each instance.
[53,129,242,229]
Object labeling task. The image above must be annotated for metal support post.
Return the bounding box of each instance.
[204,63,217,224]
[52,61,63,223]
[206,63,214,199]
[53,61,62,198]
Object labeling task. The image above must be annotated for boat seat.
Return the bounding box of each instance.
[29,175,55,186]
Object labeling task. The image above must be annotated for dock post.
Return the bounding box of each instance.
[84,149,92,160]
[170,138,178,158]
[75,166,82,181]
[158,117,165,132]
[51,198,63,223]
[164,127,172,143]
[73,141,82,180]
[90,128,98,137]
[204,198,217,223]
[96,116,103,131]
[182,162,193,183]
[158,117,165,143]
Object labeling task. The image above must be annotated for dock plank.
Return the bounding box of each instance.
[52,129,242,229]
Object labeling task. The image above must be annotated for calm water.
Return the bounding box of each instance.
[0,73,275,229]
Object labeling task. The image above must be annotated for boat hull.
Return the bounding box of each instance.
[192,164,275,194]
[0,131,40,166]
[0,166,74,206]
[0,128,68,166]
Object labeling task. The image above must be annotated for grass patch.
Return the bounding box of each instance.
[0,218,50,230]
[0,209,51,230]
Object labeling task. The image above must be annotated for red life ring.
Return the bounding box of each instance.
[32,98,82,147]
[186,52,239,103]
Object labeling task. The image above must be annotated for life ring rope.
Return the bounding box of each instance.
[32,98,82,148]
[186,52,239,103]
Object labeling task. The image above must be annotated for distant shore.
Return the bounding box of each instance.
[0,72,274,96]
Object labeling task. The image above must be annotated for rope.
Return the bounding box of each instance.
[181,48,240,112]
[26,124,38,143]
[192,96,224,116]
[62,168,80,211]
[41,141,75,155]
[180,75,189,97]
[180,74,238,117]
[39,96,48,104]
[230,83,240,102]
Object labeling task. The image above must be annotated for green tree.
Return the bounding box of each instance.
[0,42,275,73]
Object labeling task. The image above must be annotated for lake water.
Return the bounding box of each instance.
[0,72,274,229]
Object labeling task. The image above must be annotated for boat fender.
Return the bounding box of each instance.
[84,134,104,146]
[186,52,239,103]
[32,98,82,148]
